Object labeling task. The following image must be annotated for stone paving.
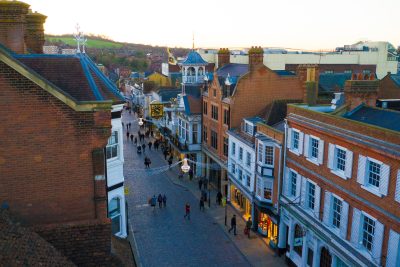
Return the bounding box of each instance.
[122,111,286,267]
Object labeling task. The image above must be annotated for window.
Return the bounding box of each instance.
[231,142,236,156]
[307,182,316,210]
[231,163,236,174]
[305,135,324,164]
[332,197,342,228]
[264,146,274,165]
[223,137,229,157]
[238,169,243,181]
[264,186,272,200]
[328,144,353,179]
[368,161,380,188]
[108,198,121,235]
[293,131,300,150]
[213,89,216,97]
[336,148,346,171]
[239,147,243,161]
[178,118,188,141]
[223,109,230,126]
[258,143,263,163]
[192,123,198,144]
[211,130,218,149]
[106,131,118,159]
[211,105,218,120]
[203,126,208,142]
[203,101,208,115]
[310,138,319,159]
[362,69,371,75]
[246,152,251,167]
[290,171,297,197]
[246,175,251,187]
[244,122,253,135]
[344,69,352,74]
[325,70,334,74]
[362,215,375,252]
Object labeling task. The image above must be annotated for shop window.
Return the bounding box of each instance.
[294,224,303,256]
[108,198,121,235]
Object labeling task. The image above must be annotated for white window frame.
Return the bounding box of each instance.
[328,144,353,180]
[106,131,119,160]
[264,145,274,166]
[357,155,390,197]
[284,168,301,201]
[288,128,303,156]
[246,174,251,187]
[238,168,243,181]
[323,192,349,239]
[231,163,236,174]
[257,142,263,163]
[231,142,236,156]
[239,147,243,161]
[304,134,324,165]
[386,229,400,267]
[246,152,251,167]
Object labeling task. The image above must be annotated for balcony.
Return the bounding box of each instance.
[183,75,204,84]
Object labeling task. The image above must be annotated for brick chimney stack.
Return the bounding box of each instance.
[25,10,47,54]
[248,46,264,72]
[0,1,30,54]
[344,79,379,110]
[297,64,319,105]
[217,48,230,68]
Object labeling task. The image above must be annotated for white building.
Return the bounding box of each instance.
[198,41,398,78]
[106,104,127,237]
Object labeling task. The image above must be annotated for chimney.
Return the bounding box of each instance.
[217,48,230,68]
[344,79,379,110]
[248,46,264,72]
[25,10,46,53]
[0,1,30,54]
[297,64,319,105]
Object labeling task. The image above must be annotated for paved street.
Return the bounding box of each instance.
[123,111,284,267]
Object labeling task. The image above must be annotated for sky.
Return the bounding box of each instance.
[24,0,400,50]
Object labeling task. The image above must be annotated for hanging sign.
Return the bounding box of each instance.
[150,103,164,119]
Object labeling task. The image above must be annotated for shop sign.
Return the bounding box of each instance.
[294,237,303,246]
[150,103,164,119]
[124,186,129,195]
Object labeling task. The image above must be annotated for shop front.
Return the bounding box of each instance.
[254,201,279,249]
[229,183,252,219]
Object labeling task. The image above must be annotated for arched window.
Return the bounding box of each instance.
[187,67,195,76]
[293,224,303,256]
[198,67,204,75]
[320,247,332,267]
[109,197,121,235]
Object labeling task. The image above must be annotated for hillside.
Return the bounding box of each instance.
[45,35,190,73]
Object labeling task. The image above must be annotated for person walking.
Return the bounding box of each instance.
[163,149,169,160]
[134,137,138,145]
[203,179,208,190]
[228,215,237,235]
[188,169,193,180]
[245,217,252,238]
[150,195,157,210]
[148,141,153,150]
[130,134,134,142]
[126,131,130,140]
[168,156,173,169]
[142,143,146,153]
[157,194,163,208]
[129,122,132,129]
[184,203,191,220]
[216,191,223,206]
[199,197,205,211]
[162,194,167,207]
[198,178,203,190]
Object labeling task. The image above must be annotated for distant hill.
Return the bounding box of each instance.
[45,35,190,73]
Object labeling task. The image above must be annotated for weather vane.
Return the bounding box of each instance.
[73,24,87,54]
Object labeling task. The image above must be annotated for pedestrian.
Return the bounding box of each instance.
[154,140,158,150]
[203,179,208,190]
[188,169,193,180]
[126,124,129,130]
[150,195,157,210]
[142,143,146,153]
[122,122,124,128]
[216,191,222,206]
[201,189,207,202]
[134,137,138,145]
[198,178,203,190]
[130,134,134,142]
[228,215,237,235]
[199,196,205,211]
[151,130,154,137]
[157,194,163,208]
[168,156,173,168]
[184,203,191,220]
[163,150,168,160]
[245,217,252,238]
[148,141,152,150]
[162,194,167,207]
[126,131,130,140]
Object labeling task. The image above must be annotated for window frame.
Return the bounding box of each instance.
[106,131,119,160]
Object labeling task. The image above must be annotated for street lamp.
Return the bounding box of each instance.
[181,158,190,173]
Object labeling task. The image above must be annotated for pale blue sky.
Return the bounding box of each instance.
[24,0,400,50]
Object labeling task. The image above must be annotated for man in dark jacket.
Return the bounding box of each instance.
[228,215,237,235]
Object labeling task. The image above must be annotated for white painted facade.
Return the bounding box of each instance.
[106,104,127,238]
[198,41,398,78]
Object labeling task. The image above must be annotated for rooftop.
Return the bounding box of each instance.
[319,73,352,93]
[180,51,208,66]
[390,73,400,87]
[344,105,400,132]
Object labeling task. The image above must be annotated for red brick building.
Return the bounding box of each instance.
[202,47,311,195]
[279,79,400,267]
[0,1,125,265]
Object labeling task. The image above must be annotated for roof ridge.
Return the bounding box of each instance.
[79,54,103,101]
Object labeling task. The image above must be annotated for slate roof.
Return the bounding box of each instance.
[156,87,181,102]
[344,104,400,132]
[390,74,400,87]
[183,95,201,115]
[0,209,75,267]
[319,73,352,92]
[184,84,202,98]
[14,53,124,103]
[180,51,208,66]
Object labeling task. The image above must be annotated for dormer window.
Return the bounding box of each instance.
[244,122,254,135]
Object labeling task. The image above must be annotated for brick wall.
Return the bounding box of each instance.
[379,74,400,99]
[0,61,111,225]
[34,219,113,267]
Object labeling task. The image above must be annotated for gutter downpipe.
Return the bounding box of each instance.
[277,118,288,251]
